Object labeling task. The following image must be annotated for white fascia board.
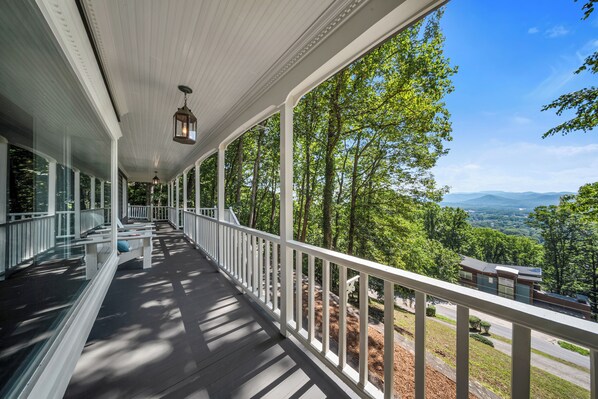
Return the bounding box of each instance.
[35,0,122,141]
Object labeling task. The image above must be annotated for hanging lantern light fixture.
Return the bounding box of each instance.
[173,85,197,144]
[152,171,160,185]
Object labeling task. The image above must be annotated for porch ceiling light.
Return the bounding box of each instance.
[173,85,197,145]
[152,171,160,185]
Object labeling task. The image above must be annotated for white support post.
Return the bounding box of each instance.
[74,169,81,239]
[591,349,596,398]
[456,305,469,399]
[122,177,127,220]
[111,140,118,250]
[512,324,531,399]
[195,162,200,214]
[150,184,154,221]
[90,176,95,209]
[183,170,188,212]
[217,147,225,266]
[0,137,7,279]
[279,100,293,337]
[100,180,105,209]
[415,291,426,399]
[175,177,180,228]
[166,181,170,207]
[47,160,56,216]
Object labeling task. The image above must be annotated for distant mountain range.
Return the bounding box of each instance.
[440,191,573,210]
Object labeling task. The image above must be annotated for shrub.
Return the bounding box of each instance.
[426,305,436,317]
[480,320,491,334]
[558,340,590,356]
[470,333,494,347]
[469,315,481,331]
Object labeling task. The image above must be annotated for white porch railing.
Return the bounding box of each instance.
[6,215,56,270]
[8,212,50,222]
[80,208,105,235]
[181,211,598,399]
[56,210,75,238]
[128,205,170,221]
[128,205,149,220]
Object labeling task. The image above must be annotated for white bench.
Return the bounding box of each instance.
[81,231,153,279]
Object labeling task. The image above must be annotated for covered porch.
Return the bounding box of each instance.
[0,0,596,398]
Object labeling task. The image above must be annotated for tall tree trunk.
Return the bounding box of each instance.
[248,124,266,228]
[322,71,345,249]
[347,134,362,255]
[235,137,244,205]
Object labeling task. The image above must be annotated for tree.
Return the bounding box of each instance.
[528,206,578,294]
[541,0,598,137]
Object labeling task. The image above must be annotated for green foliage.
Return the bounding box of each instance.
[469,315,481,330]
[542,0,598,137]
[558,340,590,356]
[480,320,491,334]
[470,333,494,347]
[425,305,436,317]
[8,145,49,213]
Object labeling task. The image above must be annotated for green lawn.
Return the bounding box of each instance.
[369,299,589,399]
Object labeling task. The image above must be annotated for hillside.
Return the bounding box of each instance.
[441,191,570,211]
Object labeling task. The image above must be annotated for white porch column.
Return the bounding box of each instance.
[167,181,171,208]
[217,146,225,265]
[175,176,180,228]
[183,170,188,211]
[122,176,127,220]
[0,137,7,279]
[100,180,105,209]
[279,100,293,336]
[195,162,200,214]
[47,159,56,216]
[74,169,81,239]
[90,176,95,209]
[150,184,154,222]
[111,140,118,249]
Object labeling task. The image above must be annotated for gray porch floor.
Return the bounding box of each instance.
[65,223,350,399]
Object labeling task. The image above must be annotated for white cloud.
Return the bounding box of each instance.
[433,142,598,192]
[528,27,540,34]
[511,115,532,125]
[527,38,598,100]
[545,25,569,38]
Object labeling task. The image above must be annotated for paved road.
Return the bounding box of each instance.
[433,303,590,369]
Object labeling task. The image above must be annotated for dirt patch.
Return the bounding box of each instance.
[302,284,476,398]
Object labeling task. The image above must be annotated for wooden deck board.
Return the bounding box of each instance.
[65,223,350,399]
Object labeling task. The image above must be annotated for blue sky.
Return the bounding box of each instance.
[433,0,598,193]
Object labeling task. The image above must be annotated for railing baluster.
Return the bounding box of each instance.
[359,272,369,387]
[307,254,315,343]
[265,240,271,307]
[295,250,303,331]
[415,291,426,399]
[339,264,347,369]
[384,280,394,399]
[258,237,263,299]
[322,259,330,355]
[590,349,596,398]
[273,242,279,312]
[512,324,531,399]
[245,232,251,289]
[252,235,258,294]
[456,305,469,399]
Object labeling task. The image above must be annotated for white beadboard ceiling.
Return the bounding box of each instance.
[82,0,356,182]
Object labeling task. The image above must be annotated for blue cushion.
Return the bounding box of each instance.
[117,240,130,252]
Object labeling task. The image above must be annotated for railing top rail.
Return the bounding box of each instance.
[7,214,55,225]
[219,219,280,243]
[8,212,49,216]
[287,239,598,350]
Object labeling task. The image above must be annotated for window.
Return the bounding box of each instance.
[498,277,515,299]
[459,270,473,280]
